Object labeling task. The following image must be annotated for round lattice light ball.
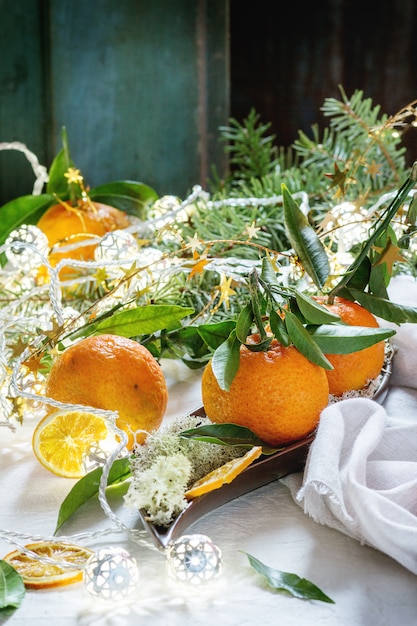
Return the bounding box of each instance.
[5,225,49,269]
[94,230,139,263]
[84,546,139,600]
[166,534,222,585]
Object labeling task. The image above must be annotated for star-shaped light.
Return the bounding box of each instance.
[245,221,261,239]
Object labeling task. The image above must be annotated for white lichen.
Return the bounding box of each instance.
[124,413,248,526]
[124,452,192,527]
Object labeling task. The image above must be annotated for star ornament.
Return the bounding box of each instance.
[245,221,261,239]
[218,274,236,310]
[187,233,203,254]
[64,167,84,185]
[188,257,210,279]
[325,163,351,195]
[373,239,408,273]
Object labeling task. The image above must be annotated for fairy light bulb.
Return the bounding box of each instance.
[5,225,49,270]
[166,534,222,585]
[84,547,139,600]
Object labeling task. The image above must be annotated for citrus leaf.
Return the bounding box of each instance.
[295,291,341,324]
[0,194,55,247]
[243,336,273,352]
[55,458,131,532]
[46,147,73,197]
[90,181,158,218]
[179,423,280,454]
[282,184,330,289]
[197,320,236,350]
[269,309,291,346]
[0,560,26,609]
[345,255,372,291]
[211,330,241,391]
[236,303,254,342]
[260,256,279,284]
[348,288,417,324]
[308,324,395,353]
[93,305,194,336]
[368,263,389,298]
[285,310,333,370]
[244,552,335,604]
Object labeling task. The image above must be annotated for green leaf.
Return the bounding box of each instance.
[244,552,335,603]
[235,303,254,342]
[260,256,279,284]
[308,324,395,353]
[295,291,341,324]
[197,320,236,350]
[46,147,73,197]
[348,288,417,324]
[285,309,333,370]
[368,263,389,298]
[179,423,280,454]
[269,309,291,346]
[282,184,330,289]
[345,255,372,291]
[55,458,131,532]
[93,305,194,337]
[406,192,417,224]
[0,560,26,609]
[90,181,158,218]
[0,194,55,247]
[211,330,241,391]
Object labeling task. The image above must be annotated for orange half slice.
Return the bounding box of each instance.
[184,445,263,499]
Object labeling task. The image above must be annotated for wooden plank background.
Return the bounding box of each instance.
[2,0,417,208]
[0,0,229,204]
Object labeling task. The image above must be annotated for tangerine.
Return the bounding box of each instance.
[314,296,386,396]
[36,199,129,278]
[44,334,168,449]
[201,335,329,447]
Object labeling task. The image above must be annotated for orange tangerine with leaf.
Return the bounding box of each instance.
[202,335,329,447]
[313,296,386,396]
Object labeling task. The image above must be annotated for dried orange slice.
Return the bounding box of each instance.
[32,409,113,478]
[184,445,263,499]
[3,542,94,589]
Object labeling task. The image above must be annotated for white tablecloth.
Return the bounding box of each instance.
[1,277,417,626]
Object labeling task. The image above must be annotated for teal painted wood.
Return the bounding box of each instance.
[0,0,49,202]
[0,0,229,205]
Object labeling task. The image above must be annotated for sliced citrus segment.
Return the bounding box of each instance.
[184,445,263,499]
[3,542,94,589]
[32,409,112,478]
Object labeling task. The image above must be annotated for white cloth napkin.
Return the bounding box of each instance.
[282,398,417,574]
[282,275,417,574]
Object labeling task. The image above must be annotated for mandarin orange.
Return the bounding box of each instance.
[201,335,329,446]
[44,334,168,449]
[314,296,386,396]
[37,199,129,277]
